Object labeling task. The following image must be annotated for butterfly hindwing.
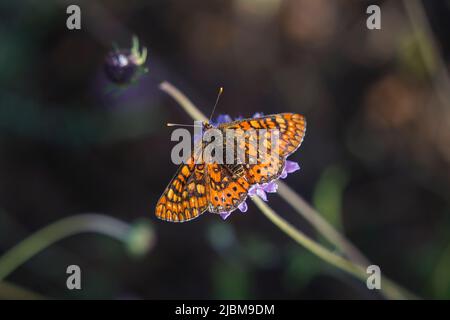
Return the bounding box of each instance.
[206,163,250,214]
[245,158,286,184]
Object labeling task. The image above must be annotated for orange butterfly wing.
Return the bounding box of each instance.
[219,113,306,184]
[206,163,250,214]
[155,156,208,222]
[156,113,306,221]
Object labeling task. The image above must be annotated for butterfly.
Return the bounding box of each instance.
[155,113,306,222]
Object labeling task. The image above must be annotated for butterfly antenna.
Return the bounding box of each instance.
[208,87,224,123]
[167,123,202,127]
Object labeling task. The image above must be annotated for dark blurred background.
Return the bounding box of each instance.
[0,0,449,299]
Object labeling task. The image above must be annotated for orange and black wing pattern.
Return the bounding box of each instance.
[155,157,209,222]
[220,113,306,184]
[156,113,306,222]
[206,163,250,214]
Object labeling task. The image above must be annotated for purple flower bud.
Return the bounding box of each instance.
[104,37,147,85]
[104,50,137,84]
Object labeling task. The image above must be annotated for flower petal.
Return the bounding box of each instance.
[263,181,278,193]
[255,188,268,201]
[238,201,248,213]
[285,160,300,173]
[248,186,257,197]
[220,212,232,220]
[252,112,264,118]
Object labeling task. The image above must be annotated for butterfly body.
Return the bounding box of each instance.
[155,113,306,222]
[226,163,245,178]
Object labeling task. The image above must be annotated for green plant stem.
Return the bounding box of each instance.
[0,281,46,300]
[0,214,131,281]
[403,0,450,108]
[159,80,418,300]
[160,81,209,122]
[159,80,368,266]
[277,182,370,267]
[252,197,414,300]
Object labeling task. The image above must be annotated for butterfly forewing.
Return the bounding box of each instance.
[155,156,209,222]
[219,113,306,184]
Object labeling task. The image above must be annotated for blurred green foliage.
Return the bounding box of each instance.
[313,165,348,231]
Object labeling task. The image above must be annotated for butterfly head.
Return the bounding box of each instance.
[202,121,214,130]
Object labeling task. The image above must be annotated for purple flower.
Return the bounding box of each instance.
[248,181,278,202]
[212,114,301,220]
[219,201,248,220]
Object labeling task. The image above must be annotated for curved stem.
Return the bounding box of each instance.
[160,81,208,122]
[0,214,131,281]
[252,197,414,300]
[277,182,370,267]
